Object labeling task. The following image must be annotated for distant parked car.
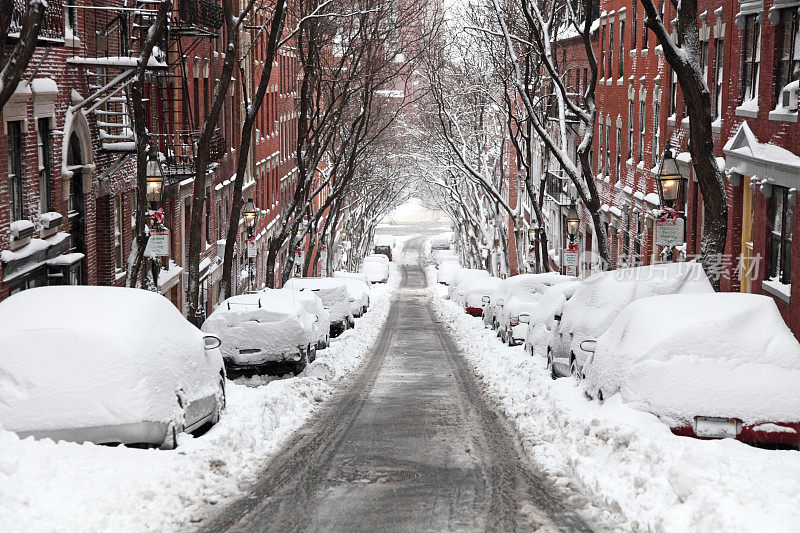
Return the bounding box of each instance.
[430,232,454,250]
[203,291,317,376]
[548,262,713,379]
[374,245,393,261]
[463,276,502,317]
[0,287,226,450]
[437,259,462,285]
[284,277,355,336]
[495,273,577,346]
[361,255,390,283]
[448,268,490,303]
[582,293,800,447]
[432,249,459,266]
[333,270,372,286]
[523,281,581,361]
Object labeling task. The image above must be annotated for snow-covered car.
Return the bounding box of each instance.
[364,253,390,266]
[339,277,371,317]
[462,276,502,317]
[523,281,581,360]
[432,249,459,266]
[582,293,800,447]
[375,234,397,250]
[430,232,453,250]
[360,257,390,283]
[333,270,372,286]
[448,268,490,303]
[0,286,226,450]
[496,273,577,346]
[203,291,317,375]
[437,259,462,285]
[286,288,331,350]
[284,277,355,337]
[548,262,713,379]
[374,245,393,261]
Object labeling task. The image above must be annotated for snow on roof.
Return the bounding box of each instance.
[29,78,57,95]
[585,293,800,425]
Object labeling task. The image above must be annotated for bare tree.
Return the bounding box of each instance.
[640,0,727,287]
[0,0,45,110]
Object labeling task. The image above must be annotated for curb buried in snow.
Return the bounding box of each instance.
[0,264,402,533]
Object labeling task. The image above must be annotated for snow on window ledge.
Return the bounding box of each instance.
[736,99,759,118]
[711,117,722,133]
[768,109,798,123]
[762,278,791,304]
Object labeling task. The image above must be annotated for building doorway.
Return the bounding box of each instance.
[67,132,86,284]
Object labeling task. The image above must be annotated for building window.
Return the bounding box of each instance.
[600,24,605,78]
[114,195,123,270]
[628,99,634,159]
[638,99,645,161]
[643,15,649,48]
[700,40,710,85]
[669,70,678,116]
[633,212,643,266]
[740,14,761,104]
[37,118,53,213]
[631,2,638,49]
[652,100,661,167]
[615,125,621,182]
[712,38,724,120]
[609,22,614,78]
[619,19,625,75]
[605,123,611,179]
[774,8,800,108]
[768,186,794,285]
[599,122,604,174]
[8,120,24,221]
[205,186,211,244]
[65,0,78,37]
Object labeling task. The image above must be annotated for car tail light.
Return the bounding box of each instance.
[510,316,519,327]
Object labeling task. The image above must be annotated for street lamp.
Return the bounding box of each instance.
[655,144,684,209]
[145,149,164,207]
[565,199,580,242]
[243,197,258,236]
[527,224,537,245]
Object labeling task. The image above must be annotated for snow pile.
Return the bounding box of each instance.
[448,268,490,302]
[463,276,502,309]
[0,287,220,432]
[202,291,317,365]
[360,259,389,283]
[436,259,462,284]
[584,293,800,425]
[0,268,400,532]
[430,279,800,531]
[430,231,454,250]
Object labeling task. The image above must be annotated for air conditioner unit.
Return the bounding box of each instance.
[781,80,799,112]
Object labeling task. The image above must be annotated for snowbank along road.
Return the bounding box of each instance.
[202,237,590,532]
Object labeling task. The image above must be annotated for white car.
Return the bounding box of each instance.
[463,276,502,317]
[0,286,225,450]
[582,293,800,447]
[523,280,580,360]
[338,277,371,317]
[549,262,713,379]
[494,273,577,346]
[361,257,390,283]
[284,277,355,336]
[448,268,490,303]
[430,232,454,250]
[437,259,462,285]
[286,288,331,350]
[203,291,318,375]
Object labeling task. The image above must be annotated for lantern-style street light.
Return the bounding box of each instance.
[243,197,258,237]
[655,144,685,209]
[565,199,579,242]
[145,149,164,207]
[527,220,538,245]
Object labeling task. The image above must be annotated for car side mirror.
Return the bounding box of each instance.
[580,339,597,353]
[481,295,490,304]
[203,334,222,350]
[519,313,530,324]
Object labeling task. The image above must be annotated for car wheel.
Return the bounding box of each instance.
[210,375,226,425]
[160,394,186,450]
[294,351,310,375]
[308,343,317,363]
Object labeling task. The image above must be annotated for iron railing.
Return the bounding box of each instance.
[11,0,64,42]
[157,130,226,179]
[177,0,224,31]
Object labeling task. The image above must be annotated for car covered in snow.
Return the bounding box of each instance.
[338,276,371,317]
[203,291,318,375]
[495,273,577,346]
[581,293,800,447]
[360,256,390,283]
[447,268,490,302]
[432,249,459,266]
[462,276,502,317]
[374,245,393,261]
[0,286,226,450]
[548,262,713,379]
[430,232,453,250]
[437,259,462,285]
[284,277,355,337]
[285,288,331,350]
[523,280,581,360]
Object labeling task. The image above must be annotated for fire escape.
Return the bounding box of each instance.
[66,0,226,182]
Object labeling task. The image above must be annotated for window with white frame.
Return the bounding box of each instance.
[740,13,761,104]
[774,7,800,109]
[628,99,634,159]
[712,37,724,119]
[114,195,123,270]
[37,118,53,213]
[615,125,621,182]
[8,120,24,222]
[638,99,645,161]
[769,186,794,285]
[652,100,661,167]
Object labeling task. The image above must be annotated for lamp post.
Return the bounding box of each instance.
[145,149,164,209]
[565,199,579,242]
[242,197,258,291]
[655,144,685,212]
